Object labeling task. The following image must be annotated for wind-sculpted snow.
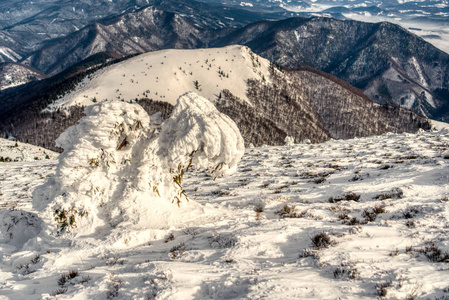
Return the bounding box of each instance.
[158,92,244,177]
[32,92,244,236]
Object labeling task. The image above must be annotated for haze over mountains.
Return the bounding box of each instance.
[199,0,449,54]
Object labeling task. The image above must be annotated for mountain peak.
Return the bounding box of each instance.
[49,45,270,108]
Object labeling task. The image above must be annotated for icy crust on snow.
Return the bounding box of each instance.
[32,92,244,236]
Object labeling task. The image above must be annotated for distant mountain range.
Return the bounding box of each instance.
[8,4,448,121]
[214,17,449,121]
[0,0,291,63]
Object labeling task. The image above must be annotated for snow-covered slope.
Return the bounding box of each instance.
[431,119,449,131]
[0,138,58,162]
[50,45,270,108]
[0,47,21,63]
[0,62,47,90]
[1,128,449,298]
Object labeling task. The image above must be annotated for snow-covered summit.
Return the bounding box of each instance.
[50,45,271,109]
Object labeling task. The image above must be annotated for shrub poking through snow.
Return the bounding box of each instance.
[328,192,361,203]
[17,263,32,275]
[333,263,360,280]
[106,273,122,299]
[169,242,186,259]
[254,203,264,220]
[374,188,403,200]
[254,204,264,213]
[58,273,68,287]
[299,248,321,259]
[311,232,334,249]
[106,257,126,266]
[57,270,79,287]
[275,205,306,218]
[376,280,392,297]
[30,255,41,265]
[344,217,362,226]
[164,233,175,243]
[68,269,79,279]
[362,204,386,222]
[402,206,420,219]
[50,288,68,296]
[417,243,449,263]
[33,92,244,235]
[208,233,238,248]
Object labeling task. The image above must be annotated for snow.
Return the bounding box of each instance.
[0,63,45,91]
[410,57,430,89]
[0,47,21,62]
[49,45,271,110]
[157,92,245,178]
[402,92,417,109]
[430,119,449,131]
[2,126,449,298]
[33,92,244,238]
[382,67,403,83]
[0,138,58,162]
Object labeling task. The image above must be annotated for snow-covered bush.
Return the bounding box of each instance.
[33,92,244,236]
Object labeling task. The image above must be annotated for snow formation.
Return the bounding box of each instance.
[33,92,244,236]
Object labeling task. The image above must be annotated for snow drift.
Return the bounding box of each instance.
[0,210,42,249]
[33,92,244,236]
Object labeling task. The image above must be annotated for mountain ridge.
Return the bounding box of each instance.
[213,17,449,121]
[0,46,430,151]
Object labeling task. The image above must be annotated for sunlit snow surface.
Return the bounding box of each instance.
[1,129,449,299]
[49,45,270,110]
